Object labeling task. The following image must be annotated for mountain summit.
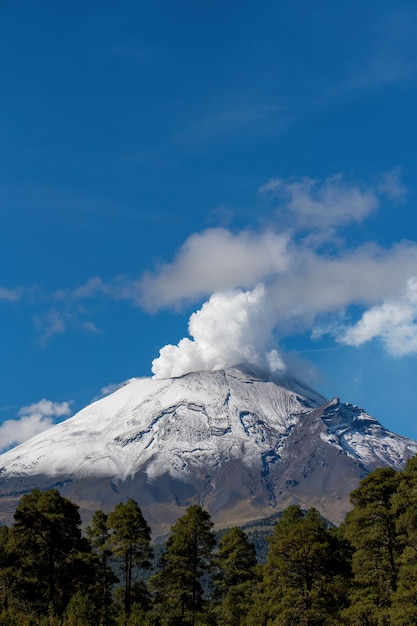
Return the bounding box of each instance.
[0,366,416,537]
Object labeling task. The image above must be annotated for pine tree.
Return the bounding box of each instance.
[107,499,152,619]
[151,504,216,626]
[0,525,13,615]
[10,488,90,617]
[86,509,118,625]
[213,527,257,626]
[389,456,417,625]
[248,505,350,625]
[341,467,401,625]
[62,590,97,625]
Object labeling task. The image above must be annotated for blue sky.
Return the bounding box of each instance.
[1,0,417,450]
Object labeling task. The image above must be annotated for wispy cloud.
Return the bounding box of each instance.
[259,174,380,231]
[35,311,67,344]
[32,276,119,344]
[54,276,110,301]
[376,168,407,201]
[92,380,131,401]
[189,101,292,140]
[0,399,72,452]
[347,9,417,92]
[34,299,102,345]
[321,8,417,104]
[0,286,23,302]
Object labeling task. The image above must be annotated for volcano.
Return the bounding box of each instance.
[0,366,416,538]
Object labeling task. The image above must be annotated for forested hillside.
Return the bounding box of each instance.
[1,456,417,625]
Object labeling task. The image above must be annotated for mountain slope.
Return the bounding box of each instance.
[0,367,325,480]
[0,367,415,538]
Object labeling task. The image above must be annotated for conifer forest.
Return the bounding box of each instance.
[2,457,417,625]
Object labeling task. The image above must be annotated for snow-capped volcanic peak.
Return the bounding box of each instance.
[0,367,325,481]
[1,366,417,533]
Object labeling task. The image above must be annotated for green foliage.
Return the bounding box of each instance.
[8,488,91,618]
[62,591,97,625]
[5,457,417,624]
[213,527,257,626]
[107,499,153,619]
[249,505,351,625]
[151,504,216,625]
[0,525,14,615]
[390,456,417,625]
[341,467,401,624]
[86,509,118,625]
[214,527,257,590]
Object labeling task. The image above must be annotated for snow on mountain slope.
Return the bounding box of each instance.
[0,367,325,481]
[1,366,416,533]
[319,398,416,469]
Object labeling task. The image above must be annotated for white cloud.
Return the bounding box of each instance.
[259,174,379,231]
[339,277,417,356]
[139,228,290,310]
[143,171,417,370]
[0,399,72,452]
[147,235,417,377]
[152,284,286,379]
[140,229,417,331]
[5,171,416,367]
[136,173,415,332]
[266,242,417,323]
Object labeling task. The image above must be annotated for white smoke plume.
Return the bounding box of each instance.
[151,284,286,379]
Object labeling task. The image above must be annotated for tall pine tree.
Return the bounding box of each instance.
[9,488,90,618]
[86,509,118,625]
[213,527,257,626]
[107,499,152,619]
[151,504,216,626]
[341,467,401,625]
[390,456,417,625]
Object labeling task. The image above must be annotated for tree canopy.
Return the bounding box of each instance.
[2,458,417,624]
